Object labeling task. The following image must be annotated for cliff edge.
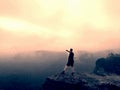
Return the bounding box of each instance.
[42,73,120,90]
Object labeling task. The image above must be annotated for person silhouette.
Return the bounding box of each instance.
[61,48,75,75]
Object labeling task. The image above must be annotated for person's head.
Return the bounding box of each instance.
[70,48,73,52]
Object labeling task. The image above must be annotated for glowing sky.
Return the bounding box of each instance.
[0,0,120,54]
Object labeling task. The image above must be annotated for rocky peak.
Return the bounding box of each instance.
[94,53,120,75]
[42,73,120,90]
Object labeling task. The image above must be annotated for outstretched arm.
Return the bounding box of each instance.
[66,50,70,53]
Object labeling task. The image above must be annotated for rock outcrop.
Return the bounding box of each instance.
[94,53,120,75]
[42,73,120,90]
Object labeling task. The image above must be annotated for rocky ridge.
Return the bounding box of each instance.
[42,73,120,90]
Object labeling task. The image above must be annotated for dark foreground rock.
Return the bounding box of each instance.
[42,73,120,90]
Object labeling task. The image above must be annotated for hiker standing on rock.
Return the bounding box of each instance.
[62,48,75,75]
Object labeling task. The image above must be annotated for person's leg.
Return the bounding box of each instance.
[71,66,75,75]
[64,65,68,71]
[71,61,75,75]
[71,66,75,73]
[61,65,68,74]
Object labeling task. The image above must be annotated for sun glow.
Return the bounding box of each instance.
[0,0,120,53]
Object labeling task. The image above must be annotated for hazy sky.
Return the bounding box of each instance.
[0,0,120,54]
